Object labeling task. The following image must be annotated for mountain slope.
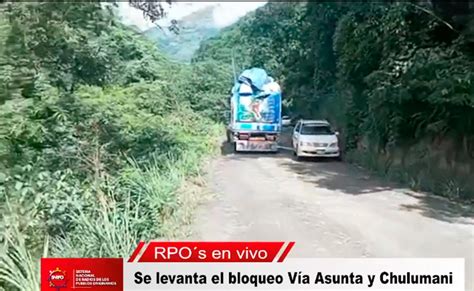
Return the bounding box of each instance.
[192,2,474,200]
[143,5,221,62]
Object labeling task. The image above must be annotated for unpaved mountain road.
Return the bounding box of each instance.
[192,130,474,290]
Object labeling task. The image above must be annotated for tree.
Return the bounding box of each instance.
[193,1,474,199]
[128,0,171,23]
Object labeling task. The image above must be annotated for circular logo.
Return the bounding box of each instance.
[49,267,67,290]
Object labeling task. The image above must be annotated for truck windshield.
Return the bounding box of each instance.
[301,125,332,135]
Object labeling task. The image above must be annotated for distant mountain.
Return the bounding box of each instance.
[143,5,221,62]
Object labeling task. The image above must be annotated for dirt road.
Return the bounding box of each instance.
[192,132,474,290]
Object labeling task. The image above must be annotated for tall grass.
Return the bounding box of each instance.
[0,73,223,290]
[52,142,219,259]
[52,194,140,258]
[0,150,218,290]
[0,227,47,291]
[0,122,221,291]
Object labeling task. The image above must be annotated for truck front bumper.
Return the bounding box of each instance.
[235,140,278,152]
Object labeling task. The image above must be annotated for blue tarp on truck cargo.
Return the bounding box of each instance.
[238,68,270,92]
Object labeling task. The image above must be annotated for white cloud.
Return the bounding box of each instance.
[117,2,155,30]
[213,2,266,28]
[118,2,266,31]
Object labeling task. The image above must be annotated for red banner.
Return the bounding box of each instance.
[131,241,295,263]
[40,242,296,290]
[41,258,123,291]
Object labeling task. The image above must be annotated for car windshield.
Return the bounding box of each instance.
[300,125,332,135]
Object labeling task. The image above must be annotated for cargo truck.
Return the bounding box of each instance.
[226,68,282,152]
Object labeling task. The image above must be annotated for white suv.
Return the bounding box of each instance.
[292,120,340,160]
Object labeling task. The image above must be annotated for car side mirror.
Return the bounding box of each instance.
[334,131,340,136]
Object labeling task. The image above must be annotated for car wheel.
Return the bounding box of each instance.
[295,148,302,161]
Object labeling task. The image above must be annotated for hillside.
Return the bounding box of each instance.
[0,3,225,290]
[193,2,474,200]
[144,5,221,62]
[1,2,473,290]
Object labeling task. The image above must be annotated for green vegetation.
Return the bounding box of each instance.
[0,3,223,290]
[1,2,473,289]
[194,2,474,200]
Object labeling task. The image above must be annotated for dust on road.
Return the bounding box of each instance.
[192,131,474,290]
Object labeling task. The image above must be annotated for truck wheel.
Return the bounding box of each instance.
[226,130,231,143]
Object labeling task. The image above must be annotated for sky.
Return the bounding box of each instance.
[118,2,266,31]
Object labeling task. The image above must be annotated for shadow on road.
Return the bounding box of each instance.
[220,127,474,224]
[280,158,394,195]
[399,192,474,225]
[279,158,474,225]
